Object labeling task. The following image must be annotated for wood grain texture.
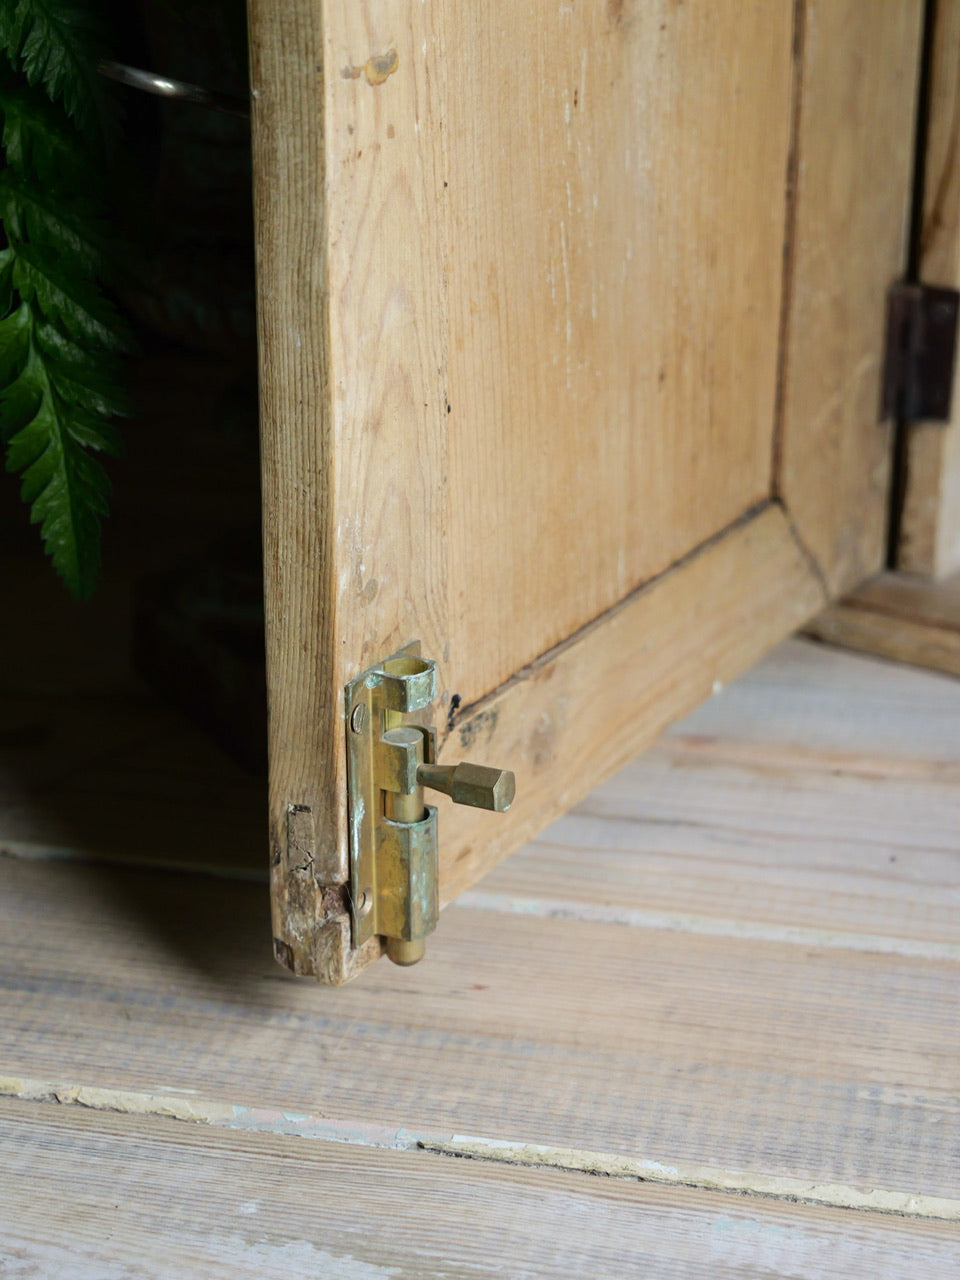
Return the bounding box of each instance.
[480,639,960,947]
[322,0,794,698]
[435,505,823,908]
[325,505,823,980]
[807,569,960,676]
[248,1,929,982]
[2,638,960,1268]
[437,2,791,686]
[5,634,958,937]
[0,509,828,985]
[247,0,810,978]
[899,0,960,577]
[247,0,341,970]
[4,1103,959,1280]
[778,0,923,592]
[2,848,958,1199]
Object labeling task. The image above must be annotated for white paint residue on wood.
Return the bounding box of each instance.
[421,1135,960,1223]
[3,1073,957,1225]
[0,1075,425,1151]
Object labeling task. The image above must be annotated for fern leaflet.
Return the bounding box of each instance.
[0,17,129,597]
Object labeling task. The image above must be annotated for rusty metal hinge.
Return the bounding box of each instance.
[882,282,960,422]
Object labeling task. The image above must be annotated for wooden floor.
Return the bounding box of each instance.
[2,636,959,1276]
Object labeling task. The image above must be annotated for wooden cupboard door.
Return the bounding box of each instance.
[248,1,923,982]
[898,0,960,578]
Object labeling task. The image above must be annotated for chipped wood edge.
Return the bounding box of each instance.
[0,1075,425,1152]
[248,0,355,980]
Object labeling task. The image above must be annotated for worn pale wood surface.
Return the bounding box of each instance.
[436,506,823,908]
[247,0,798,976]
[777,0,921,593]
[483,647,960,946]
[5,630,954,944]
[270,504,824,982]
[267,0,797,698]
[2,638,959,1269]
[807,570,960,676]
[900,0,960,577]
[2,854,958,1199]
[249,0,921,980]
[246,0,342,970]
[4,1104,959,1280]
[420,1,790,685]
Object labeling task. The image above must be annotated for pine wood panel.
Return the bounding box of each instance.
[900,0,960,577]
[4,1102,958,1280]
[250,0,925,982]
[439,2,790,685]
[436,507,823,905]
[807,569,960,676]
[276,506,823,982]
[321,0,795,696]
[2,850,958,1199]
[248,0,808,978]
[778,0,922,593]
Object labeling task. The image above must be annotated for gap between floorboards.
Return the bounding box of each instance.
[1,1074,956,1225]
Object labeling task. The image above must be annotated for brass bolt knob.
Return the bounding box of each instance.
[417,761,516,812]
[385,938,427,966]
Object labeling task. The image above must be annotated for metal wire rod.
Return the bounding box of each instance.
[97,59,250,119]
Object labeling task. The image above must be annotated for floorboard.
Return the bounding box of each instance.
[1,851,957,1202]
[482,642,960,944]
[5,1101,959,1280]
[1,638,958,1271]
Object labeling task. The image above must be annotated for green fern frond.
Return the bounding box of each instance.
[0,299,119,597]
[12,245,127,349]
[34,323,129,419]
[0,5,129,597]
[0,169,107,271]
[0,81,84,186]
[0,0,108,144]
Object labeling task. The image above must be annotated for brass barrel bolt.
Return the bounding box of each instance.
[346,647,516,967]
